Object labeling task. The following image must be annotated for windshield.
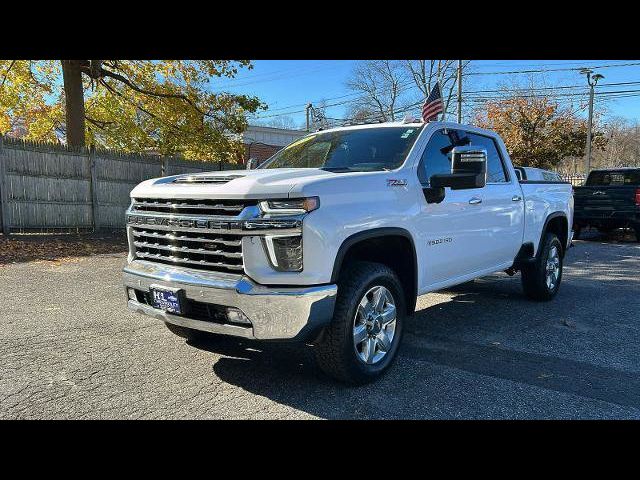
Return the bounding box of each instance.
[260,126,423,172]
[586,170,640,186]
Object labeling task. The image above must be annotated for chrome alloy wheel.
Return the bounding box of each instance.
[352,286,397,365]
[545,245,561,290]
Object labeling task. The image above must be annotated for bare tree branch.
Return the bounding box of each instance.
[347,60,408,122]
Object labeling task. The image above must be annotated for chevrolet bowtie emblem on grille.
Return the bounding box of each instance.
[387,179,408,187]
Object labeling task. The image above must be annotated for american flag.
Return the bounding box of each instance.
[422,82,444,122]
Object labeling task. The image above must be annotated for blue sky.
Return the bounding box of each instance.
[209,60,640,129]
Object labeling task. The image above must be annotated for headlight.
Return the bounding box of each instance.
[263,235,303,272]
[259,197,319,215]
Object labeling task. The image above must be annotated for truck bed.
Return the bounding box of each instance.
[519,180,574,254]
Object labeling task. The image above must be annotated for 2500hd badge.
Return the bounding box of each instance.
[427,237,453,246]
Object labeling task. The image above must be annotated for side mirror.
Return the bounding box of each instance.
[423,146,487,203]
[246,158,258,170]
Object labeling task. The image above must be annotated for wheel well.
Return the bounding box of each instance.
[544,214,569,256]
[332,232,417,315]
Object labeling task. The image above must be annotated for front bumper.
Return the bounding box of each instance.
[123,260,337,341]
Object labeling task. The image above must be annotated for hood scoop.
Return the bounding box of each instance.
[173,174,245,185]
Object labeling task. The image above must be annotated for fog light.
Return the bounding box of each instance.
[127,288,137,301]
[226,308,251,325]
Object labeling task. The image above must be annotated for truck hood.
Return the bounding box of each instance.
[130,168,341,200]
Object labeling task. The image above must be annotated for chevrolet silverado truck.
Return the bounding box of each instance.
[573,167,640,241]
[123,121,574,383]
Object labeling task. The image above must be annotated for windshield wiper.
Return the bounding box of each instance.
[320,167,353,172]
[321,166,392,173]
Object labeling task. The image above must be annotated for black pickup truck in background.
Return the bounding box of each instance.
[573,168,640,241]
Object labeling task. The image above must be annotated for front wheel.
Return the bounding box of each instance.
[314,261,405,384]
[521,232,564,301]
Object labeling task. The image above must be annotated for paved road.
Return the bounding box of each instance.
[1,232,639,419]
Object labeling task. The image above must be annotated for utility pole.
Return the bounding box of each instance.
[580,68,604,174]
[457,60,463,123]
[305,103,312,132]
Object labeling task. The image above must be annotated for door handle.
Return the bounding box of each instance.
[469,197,482,205]
[512,195,522,202]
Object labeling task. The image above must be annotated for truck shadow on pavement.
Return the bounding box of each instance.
[188,268,640,418]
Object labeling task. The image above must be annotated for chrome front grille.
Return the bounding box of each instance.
[132,198,254,216]
[129,198,256,274]
[131,227,244,273]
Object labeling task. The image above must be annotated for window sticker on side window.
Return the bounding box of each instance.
[400,129,415,139]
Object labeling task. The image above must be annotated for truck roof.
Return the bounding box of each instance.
[313,120,496,137]
[590,167,640,171]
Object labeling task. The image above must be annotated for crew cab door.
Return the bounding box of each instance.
[415,128,524,289]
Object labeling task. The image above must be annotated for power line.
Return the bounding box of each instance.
[475,60,639,68]
[213,61,344,90]
[249,62,640,120]
[252,80,640,120]
[328,88,640,127]
[465,61,640,76]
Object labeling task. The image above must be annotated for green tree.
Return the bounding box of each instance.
[0,60,265,161]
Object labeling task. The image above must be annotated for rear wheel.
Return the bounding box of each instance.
[521,233,563,301]
[314,261,405,384]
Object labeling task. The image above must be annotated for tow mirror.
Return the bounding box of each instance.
[423,146,487,203]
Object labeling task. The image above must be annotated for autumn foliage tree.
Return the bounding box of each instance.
[0,60,264,161]
[476,94,604,170]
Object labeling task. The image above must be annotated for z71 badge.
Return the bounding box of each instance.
[387,179,408,187]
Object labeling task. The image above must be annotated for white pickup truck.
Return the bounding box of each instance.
[123,121,573,383]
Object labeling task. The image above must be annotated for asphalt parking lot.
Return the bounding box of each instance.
[1,230,639,419]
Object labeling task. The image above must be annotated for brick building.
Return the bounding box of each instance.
[242,125,306,165]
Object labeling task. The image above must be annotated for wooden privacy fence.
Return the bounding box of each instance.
[0,136,238,234]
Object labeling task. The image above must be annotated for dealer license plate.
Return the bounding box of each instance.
[150,286,183,314]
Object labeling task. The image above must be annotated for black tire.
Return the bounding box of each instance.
[164,321,205,341]
[521,232,563,301]
[314,261,405,384]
